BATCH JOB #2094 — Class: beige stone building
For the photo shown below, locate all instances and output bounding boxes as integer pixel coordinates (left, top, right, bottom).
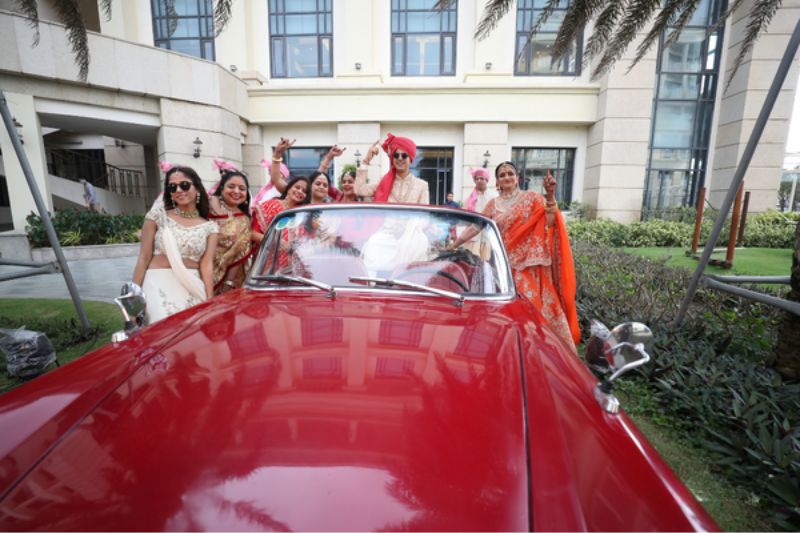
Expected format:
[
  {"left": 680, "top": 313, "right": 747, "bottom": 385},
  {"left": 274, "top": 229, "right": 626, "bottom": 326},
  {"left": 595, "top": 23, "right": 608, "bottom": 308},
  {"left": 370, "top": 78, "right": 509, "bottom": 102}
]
[{"left": 0, "top": 0, "right": 798, "bottom": 257}]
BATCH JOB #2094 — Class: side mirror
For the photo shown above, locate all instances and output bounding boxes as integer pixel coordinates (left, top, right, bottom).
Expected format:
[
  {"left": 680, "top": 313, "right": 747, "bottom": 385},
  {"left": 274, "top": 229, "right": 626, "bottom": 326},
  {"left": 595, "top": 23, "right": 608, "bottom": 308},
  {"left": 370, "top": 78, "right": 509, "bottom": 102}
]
[
  {"left": 111, "top": 282, "right": 146, "bottom": 342},
  {"left": 586, "top": 320, "right": 653, "bottom": 414}
]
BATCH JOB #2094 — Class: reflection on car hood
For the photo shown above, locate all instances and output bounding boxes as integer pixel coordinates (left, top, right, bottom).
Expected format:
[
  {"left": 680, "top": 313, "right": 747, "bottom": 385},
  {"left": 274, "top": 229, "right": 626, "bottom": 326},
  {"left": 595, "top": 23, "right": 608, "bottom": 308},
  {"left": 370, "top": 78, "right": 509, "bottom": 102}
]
[{"left": 0, "top": 291, "right": 533, "bottom": 531}]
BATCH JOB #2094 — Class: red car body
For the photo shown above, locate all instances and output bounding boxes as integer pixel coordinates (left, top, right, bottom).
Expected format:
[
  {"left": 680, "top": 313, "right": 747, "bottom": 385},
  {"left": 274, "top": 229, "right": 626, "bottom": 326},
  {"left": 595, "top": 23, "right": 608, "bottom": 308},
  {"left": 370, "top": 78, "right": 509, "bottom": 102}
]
[{"left": 0, "top": 206, "right": 718, "bottom": 531}]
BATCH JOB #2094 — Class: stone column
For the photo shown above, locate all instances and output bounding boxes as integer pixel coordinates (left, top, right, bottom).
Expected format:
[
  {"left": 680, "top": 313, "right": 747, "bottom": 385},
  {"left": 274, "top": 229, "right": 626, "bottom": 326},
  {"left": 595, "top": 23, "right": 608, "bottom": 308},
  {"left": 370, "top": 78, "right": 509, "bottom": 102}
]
[
  {"left": 708, "top": 0, "right": 800, "bottom": 212},
  {"left": 1, "top": 91, "right": 51, "bottom": 233},
  {"left": 462, "top": 123, "right": 508, "bottom": 202},
  {"left": 584, "top": 50, "right": 657, "bottom": 222}
]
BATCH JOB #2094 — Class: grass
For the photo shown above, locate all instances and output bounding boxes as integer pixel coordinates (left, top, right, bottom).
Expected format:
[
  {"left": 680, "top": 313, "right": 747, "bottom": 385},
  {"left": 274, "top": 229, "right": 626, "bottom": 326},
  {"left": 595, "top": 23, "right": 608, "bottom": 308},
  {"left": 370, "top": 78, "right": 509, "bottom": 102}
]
[
  {"left": 0, "top": 299, "right": 122, "bottom": 394},
  {"left": 617, "top": 385, "right": 774, "bottom": 531},
  {"left": 623, "top": 247, "right": 793, "bottom": 276}
]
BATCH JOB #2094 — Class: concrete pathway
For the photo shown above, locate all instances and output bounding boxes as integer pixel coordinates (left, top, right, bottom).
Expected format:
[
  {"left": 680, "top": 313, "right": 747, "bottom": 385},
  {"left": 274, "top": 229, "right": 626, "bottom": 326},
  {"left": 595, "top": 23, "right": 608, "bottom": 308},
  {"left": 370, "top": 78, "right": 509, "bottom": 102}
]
[{"left": 0, "top": 256, "right": 136, "bottom": 304}]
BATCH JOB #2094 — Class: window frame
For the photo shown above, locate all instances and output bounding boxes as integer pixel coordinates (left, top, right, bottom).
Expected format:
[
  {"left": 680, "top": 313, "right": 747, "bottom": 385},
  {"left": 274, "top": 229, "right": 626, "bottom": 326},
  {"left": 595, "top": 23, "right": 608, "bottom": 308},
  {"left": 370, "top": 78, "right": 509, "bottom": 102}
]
[
  {"left": 391, "top": 0, "right": 458, "bottom": 77},
  {"left": 268, "top": 0, "right": 334, "bottom": 79},
  {"left": 514, "top": 0, "right": 581, "bottom": 77},
  {"left": 511, "top": 147, "right": 575, "bottom": 205},
  {"left": 642, "top": 0, "right": 725, "bottom": 214},
  {"left": 409, "top": 146, "right": 454, "bottom": 205},
  {"left": 151, "top": 0, "right": 216, "bottom": 61}
]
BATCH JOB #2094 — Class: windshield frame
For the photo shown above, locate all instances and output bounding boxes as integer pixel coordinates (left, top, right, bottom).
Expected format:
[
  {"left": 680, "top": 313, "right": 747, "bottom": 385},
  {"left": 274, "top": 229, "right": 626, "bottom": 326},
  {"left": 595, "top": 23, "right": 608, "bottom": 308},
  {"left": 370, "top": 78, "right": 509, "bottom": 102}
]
[{"left": 245, "top": 204, "right": 516, "bottom": 301}]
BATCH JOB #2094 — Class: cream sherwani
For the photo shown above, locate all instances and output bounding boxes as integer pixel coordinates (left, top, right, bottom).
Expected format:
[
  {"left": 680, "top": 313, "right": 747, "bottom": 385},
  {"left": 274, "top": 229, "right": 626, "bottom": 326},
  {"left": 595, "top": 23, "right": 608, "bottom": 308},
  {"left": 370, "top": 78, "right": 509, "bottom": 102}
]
[{"left": 355, "top": 165, "right": 430, "bottom": 204}]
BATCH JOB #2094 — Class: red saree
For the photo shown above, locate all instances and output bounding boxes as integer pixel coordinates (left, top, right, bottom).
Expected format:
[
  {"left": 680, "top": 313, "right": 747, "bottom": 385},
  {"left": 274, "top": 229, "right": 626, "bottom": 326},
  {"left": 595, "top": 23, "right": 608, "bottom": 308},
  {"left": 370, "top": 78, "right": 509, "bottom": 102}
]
[{"left": 488, "top": 192, "right": 580, "bottom": 347}]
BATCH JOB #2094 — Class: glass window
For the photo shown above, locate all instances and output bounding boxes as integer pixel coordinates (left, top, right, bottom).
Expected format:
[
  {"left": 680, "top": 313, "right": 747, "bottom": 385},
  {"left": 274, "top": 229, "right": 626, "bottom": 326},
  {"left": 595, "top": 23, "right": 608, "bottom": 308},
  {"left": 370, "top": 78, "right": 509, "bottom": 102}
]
[
  {"left": 643, "top": 0, "right": 724, "bottom": 214},
  {"left": 269, "top": 1, "right": 333, "bottom": 78},
  {"left": 409, "top": 147, "right": 454, "bottom": 205},
  {"left": 151, "top": 0, "right": 215, "bottom": 60},
  {"left": 283, "top": 147, "right": 331, "bottom": 178},
  {"left": 511, "top": 147, "right": 574, "bottom": 204},
  {"left": 515, "top": 0, "right": 580, "bottom": 76},
  {"left": 392, "top": 1, "right": 457, "bottom": 76}
]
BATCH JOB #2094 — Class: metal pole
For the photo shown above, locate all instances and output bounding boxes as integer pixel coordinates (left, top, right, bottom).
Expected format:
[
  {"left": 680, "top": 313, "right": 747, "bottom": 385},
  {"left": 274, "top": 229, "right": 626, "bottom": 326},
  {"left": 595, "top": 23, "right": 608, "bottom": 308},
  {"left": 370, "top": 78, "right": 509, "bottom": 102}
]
[
  {"left": 0, "top": 89, "right": 91, "bottom": 329},
  {"left": 675, "top": 19, "right": 800, "bottom": 326}
]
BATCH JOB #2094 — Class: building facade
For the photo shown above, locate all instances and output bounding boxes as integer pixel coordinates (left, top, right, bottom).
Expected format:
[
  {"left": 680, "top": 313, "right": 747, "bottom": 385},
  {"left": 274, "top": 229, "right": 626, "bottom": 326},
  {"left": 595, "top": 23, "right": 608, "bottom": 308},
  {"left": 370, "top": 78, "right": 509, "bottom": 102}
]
[{"left": 0, "top": 0, "right": 798, "bottom": 256}]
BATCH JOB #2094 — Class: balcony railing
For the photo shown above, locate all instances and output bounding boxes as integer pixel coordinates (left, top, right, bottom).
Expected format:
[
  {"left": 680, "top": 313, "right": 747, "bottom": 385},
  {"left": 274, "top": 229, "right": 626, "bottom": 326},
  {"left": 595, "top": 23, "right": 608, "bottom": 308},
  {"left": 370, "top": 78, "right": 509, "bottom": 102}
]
[{"left": 47, "top": 149, "right": 146, "bottom": 198}]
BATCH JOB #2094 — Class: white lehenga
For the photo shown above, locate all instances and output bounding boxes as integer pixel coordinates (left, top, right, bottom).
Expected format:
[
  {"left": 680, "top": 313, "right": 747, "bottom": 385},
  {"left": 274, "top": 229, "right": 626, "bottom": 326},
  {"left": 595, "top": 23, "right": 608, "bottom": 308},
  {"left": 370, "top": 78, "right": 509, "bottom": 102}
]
[{"left": 142, "top": 203, "right": 217, "bottom": 324}]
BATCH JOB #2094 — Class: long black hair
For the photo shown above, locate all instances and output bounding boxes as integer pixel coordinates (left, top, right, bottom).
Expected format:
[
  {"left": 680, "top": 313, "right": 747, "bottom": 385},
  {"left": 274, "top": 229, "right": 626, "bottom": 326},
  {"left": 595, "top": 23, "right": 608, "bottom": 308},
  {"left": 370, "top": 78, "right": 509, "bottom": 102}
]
[
  {"left": 279, "top": 175, "right": 311, "bottom": 205},
  {"left": 163, "top": 166, "right": 210, "bottom": 219},
  {"left": 214, "top": 170, "right": 251, "bottom": 215}
]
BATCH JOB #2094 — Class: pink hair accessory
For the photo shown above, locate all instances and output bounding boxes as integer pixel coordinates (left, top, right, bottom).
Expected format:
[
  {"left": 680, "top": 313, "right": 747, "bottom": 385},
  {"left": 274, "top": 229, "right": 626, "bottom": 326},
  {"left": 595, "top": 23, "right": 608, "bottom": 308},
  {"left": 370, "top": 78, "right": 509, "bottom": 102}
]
[
  {"left": 213, "top": 158, "right": 237, "bottom": 171},
  {"left": 159, "top": 161, "right": 174, "bottom": 174},
  {"left": 260, "top": 158, "right": 290, "bottom": 178}
]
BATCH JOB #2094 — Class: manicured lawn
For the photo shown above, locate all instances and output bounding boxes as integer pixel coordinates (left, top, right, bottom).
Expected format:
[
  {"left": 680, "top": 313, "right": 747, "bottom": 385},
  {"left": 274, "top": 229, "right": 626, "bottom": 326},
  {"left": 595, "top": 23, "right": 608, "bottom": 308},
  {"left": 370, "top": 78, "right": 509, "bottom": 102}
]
[
  {"left": 0, "top": 299, "right": 121, "bottom": 394},
  {"left": 623, "top": 246, "right": 793, "bottom": 276}
]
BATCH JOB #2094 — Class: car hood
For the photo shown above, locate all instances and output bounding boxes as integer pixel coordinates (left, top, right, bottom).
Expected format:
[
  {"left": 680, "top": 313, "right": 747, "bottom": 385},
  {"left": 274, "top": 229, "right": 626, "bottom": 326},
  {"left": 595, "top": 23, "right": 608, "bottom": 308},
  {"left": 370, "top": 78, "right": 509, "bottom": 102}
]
[{"left": 0, "top": 291, "right": 531, "bottom": 531}]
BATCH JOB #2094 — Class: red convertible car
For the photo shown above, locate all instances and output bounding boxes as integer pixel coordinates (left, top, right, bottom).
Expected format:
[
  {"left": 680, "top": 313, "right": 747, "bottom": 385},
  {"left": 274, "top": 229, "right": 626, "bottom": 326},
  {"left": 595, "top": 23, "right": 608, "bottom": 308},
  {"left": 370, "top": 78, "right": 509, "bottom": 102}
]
[{"left": 0, "top": 205, "right": 717, "bottom": 531}]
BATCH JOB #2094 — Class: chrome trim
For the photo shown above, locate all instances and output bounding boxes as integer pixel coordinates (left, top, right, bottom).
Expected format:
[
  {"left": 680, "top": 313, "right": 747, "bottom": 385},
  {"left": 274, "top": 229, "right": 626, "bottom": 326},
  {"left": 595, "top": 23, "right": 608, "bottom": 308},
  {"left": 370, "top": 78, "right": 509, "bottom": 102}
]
[
  {"left": 244, "top": 285, "right": 515, "bottom": 301},
  {"left": 594, "top": 385, "right": 620, "bottom": 414},
  {"left": 350, "top": 275, "right": 464, "bottom": 304}
]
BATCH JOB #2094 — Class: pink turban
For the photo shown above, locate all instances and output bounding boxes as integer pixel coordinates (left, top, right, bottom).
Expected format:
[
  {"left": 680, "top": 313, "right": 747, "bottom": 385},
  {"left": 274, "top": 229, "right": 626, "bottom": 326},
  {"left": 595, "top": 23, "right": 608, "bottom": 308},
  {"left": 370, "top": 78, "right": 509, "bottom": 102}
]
[
  {"left": 374, "top": 133, "right": 417, "bottom": 203},
  {"left": 465, "top": 167, "right": 491, "bottom": 211},
  {"left": 213, "top": 158, "right": 238, "bottom": 172}
]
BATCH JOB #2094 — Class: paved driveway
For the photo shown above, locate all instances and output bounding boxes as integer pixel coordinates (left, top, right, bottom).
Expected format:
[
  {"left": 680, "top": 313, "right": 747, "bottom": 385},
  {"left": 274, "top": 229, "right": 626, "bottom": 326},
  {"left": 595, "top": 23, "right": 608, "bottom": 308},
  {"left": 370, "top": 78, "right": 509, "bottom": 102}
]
[{"left": 0, "top": 257, "right": 136, "bottom": 303}]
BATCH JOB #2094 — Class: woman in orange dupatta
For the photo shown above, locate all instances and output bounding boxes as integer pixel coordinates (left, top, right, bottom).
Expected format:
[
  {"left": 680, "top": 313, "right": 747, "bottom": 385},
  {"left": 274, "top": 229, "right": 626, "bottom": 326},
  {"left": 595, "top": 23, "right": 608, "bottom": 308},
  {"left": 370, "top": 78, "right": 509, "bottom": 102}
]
[{"left": 486, "top": 161, "right": 579, "bottom": 348}]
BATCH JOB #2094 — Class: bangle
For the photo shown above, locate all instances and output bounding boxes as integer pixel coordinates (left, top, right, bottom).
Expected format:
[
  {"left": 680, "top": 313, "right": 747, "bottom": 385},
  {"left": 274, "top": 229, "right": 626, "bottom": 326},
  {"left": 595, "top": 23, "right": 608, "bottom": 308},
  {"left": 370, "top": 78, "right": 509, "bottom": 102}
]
[
  {"left": 224, "top": 280, "right": 236, "bottom": 288},
  {"left": 272, "top": 156, "right": 283, "bottom": 163}
]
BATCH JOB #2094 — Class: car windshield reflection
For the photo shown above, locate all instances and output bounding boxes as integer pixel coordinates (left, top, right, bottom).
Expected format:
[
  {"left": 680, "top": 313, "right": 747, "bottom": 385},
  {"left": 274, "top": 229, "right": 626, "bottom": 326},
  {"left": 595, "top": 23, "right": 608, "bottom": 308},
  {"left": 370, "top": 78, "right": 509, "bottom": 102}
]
[{"left": 248, "top": 206, "right": 513, "bottom": 297}]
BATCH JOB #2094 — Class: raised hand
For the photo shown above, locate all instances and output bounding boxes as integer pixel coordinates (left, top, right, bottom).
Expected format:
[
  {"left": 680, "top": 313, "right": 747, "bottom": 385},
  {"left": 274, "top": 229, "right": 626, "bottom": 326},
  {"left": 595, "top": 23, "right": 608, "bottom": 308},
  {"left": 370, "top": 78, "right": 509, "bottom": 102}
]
[
  {"left": 544, "top": 172, "right": 557, "bottom": 202},
  {"left": 326, "top": 144, "right": 346, "bottom": 159},
  {"left": 363, "top": 140, "right": 380, "bottom": 165},
  {"left": 274, "top": 137, "right": 296, "bottom": 158}
]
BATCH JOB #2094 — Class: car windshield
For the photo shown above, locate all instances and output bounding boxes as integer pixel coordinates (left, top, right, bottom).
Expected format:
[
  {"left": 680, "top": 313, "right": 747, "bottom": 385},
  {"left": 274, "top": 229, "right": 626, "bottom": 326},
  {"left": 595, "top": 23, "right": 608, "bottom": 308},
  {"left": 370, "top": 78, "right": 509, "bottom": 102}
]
[{"left": 248, "top": 206, "right": 513, "bottom": 297}]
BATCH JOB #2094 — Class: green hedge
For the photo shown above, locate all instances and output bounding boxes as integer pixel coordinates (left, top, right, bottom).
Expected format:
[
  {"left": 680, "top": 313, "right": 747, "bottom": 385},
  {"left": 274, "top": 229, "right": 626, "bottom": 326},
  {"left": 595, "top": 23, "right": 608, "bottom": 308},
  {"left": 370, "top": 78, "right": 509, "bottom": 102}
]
[
  {"left": 26, "top": 209, "right": 144, "bottom": 248},
  {"left": 574, "top": 241, "right": 799, "bottom": 530},
  {"left": 567, "top": 210, "right": 798, "bottom": 248}
]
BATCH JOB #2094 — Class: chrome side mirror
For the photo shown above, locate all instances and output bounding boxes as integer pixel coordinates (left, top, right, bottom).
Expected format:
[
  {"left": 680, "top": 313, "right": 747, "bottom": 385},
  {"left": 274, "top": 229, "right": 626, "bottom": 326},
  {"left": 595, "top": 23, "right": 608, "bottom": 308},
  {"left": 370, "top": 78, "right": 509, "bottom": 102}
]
[
  {"left": 111, "top": 282, "right": 146, "bottom": 342},
  {"left": 586, "top": 320, "right": 653, "bottom": 414}
]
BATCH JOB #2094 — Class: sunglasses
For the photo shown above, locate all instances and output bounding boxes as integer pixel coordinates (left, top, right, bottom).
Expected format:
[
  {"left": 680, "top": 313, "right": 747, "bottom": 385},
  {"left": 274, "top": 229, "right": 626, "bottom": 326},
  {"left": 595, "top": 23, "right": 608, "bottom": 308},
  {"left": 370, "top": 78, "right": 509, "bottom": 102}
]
[
  {"left": 167, "top": 181, "right": 193, "bottom": 193},
  {"left": 393, "top": 152, "right": 409, "bottom": 160}
]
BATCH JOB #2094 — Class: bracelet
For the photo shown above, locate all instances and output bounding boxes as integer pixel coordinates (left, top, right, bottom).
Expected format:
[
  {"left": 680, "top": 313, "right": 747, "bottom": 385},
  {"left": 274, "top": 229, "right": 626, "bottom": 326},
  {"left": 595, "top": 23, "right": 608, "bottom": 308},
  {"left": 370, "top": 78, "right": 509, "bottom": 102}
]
[
  {"left": 272, "top": 156, "right": 283, "bottom": 163},
  {"left": 224, "top": 280, "right": 236, "bottom": 288}
]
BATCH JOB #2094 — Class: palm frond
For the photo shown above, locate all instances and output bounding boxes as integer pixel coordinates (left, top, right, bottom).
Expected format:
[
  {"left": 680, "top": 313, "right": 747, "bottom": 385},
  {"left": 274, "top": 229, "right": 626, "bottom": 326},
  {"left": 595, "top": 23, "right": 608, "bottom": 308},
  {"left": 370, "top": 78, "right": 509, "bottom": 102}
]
[
  {"left": 213, "top": 0, "right": 234, "bottom": 36},
  {"left": 726, "top": 0, "right": 781, "bottom": 89},
  {"left": 583, "top": 0, "right": 626, "bottom": 61},
  {"left": 100, "top": 0, "right": 113, "bottom": 22},
  {"left": 15, "top": 0, "right": 40, "bottom": 46},
  {"left": 52, "top": 0, "right": 90, "bottom": 81},
  {"left": 475, "top": 0, "right": 515, "bottom": 40},
  {"left": 592, "top": 0, "right": 661, "bottom": 78},
  {"left": 165, "top": 0, "right": 178, "bottom": 37},
  {"left": 434, "top": 0, "right": 457, "bottom": 9},
  {"left": 628, "top": 0, "right": 696, "bottom": 71},
  {"left": 552, "top": 0, "right": 606, "bottom": 63},
  {"left": 514, "top": 0, "right": 566, "bottom": 65}
]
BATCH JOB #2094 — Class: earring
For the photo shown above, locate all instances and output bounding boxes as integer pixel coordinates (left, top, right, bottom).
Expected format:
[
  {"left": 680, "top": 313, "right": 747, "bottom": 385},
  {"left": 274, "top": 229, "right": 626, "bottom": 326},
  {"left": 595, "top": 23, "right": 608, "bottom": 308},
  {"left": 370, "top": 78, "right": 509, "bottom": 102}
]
[{"left": 196, "top": 193, "right": 200, "bottom": 205}]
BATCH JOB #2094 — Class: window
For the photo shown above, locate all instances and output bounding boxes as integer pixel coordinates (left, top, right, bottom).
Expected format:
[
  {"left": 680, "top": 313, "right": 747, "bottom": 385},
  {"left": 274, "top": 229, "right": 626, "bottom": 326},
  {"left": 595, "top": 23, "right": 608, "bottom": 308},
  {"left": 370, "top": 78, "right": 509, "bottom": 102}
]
[
  {"left": 391, "top": 0, "right": 457, "bottom": 76},
  {"left": 643, "top": 0, "right": 724, "bottom": 214},
  {"left": 515, "top": 0, "right": 580, "bottom": 76},
  {"left": 379, "top": 320, "right": 423, "bottom": 348},
  {"left": 151, "top": 0, "right": 215, "bottom": 60},
  {"left": 283, "top": 147, "right": 331, "bottom": 178},
  {"left": 269, "top": 0, "right": 332, "bottom": 78},
  {"left": 301, "top": 317, "right": 343, "bottom": 346},
  {"left": 512, "top": 147, "right": 574, "bottom": 204},
  {"left": 410, "top": 147, "right": 454, "bottom": 205}
]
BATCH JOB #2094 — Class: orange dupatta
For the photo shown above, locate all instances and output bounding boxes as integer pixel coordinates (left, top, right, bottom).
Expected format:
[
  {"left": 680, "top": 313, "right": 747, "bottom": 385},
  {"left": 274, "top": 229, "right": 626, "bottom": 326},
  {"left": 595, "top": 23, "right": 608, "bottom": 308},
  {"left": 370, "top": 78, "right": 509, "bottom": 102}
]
[{"left": 504, "top": 203, "right": 580, "bottom": 345}]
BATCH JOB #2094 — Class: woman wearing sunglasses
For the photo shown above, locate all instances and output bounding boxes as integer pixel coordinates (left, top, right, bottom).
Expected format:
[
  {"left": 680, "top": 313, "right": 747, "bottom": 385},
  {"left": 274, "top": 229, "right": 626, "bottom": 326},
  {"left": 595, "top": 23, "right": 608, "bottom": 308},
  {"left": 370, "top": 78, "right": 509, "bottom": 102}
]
[
  {"left": 133, "top": 166, "right": 218, "bottom": 324},
  {"left": 354, "top": 134, "right": 429, "bottom": 204}
]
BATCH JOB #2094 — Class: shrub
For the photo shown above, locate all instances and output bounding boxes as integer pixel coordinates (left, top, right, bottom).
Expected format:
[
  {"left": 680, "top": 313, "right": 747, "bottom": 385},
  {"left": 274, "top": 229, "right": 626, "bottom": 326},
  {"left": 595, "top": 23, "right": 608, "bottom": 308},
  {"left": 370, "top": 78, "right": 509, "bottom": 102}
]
[
  {"left": 573, "top": 240, "right": 799, "bottom": 530},
  {"left": 567, "top": 209, "right": 796, "bottom": 249},
  {"left": 25, "top": 209, "right": 144, "bottom": 248}
]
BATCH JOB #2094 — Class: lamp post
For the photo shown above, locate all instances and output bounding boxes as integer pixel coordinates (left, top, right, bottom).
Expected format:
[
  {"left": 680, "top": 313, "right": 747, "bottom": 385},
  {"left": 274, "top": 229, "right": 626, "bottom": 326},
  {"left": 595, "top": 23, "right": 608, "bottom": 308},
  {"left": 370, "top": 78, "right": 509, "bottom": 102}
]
[{"left": 193, "top": 137, "right": 203, "bottom": 158}]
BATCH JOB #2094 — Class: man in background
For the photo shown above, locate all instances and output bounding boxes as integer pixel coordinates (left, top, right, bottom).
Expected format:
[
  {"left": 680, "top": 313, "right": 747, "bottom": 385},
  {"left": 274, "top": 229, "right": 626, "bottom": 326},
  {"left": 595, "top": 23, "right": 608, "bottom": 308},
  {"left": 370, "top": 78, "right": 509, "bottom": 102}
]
[{"left": 79, "top": 178, "right": 100, "bottom": 212}]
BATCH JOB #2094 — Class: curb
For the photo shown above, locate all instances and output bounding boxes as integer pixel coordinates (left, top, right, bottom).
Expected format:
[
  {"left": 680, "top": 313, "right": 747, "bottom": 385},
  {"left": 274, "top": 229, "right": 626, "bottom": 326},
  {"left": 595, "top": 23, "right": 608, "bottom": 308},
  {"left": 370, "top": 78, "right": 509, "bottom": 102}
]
[{"left": 31, "top": 243, "right": 140, "bottom": 262}]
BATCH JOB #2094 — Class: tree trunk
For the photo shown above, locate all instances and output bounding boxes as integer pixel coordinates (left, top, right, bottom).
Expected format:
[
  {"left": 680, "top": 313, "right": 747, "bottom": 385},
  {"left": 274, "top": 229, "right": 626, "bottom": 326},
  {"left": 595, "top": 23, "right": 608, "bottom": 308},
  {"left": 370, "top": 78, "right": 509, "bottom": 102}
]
[{"left": 774, "top": 222, "right": 800, "bottom": 379}]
